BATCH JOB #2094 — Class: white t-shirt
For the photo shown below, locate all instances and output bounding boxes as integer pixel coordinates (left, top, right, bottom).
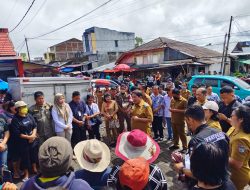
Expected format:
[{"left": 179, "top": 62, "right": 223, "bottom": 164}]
[{"left": 164, "top": 95, "right": 172, "bottom": 118}]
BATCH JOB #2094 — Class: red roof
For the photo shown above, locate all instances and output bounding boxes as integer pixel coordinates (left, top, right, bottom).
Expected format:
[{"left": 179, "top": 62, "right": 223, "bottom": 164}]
[{"left": 0, "top": 28, "right": 16, "bottom": 56}]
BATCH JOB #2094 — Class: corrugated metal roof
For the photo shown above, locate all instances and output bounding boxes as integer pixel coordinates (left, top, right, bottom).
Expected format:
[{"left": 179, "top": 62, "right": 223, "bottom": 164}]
[
  {"left": 0, "top": 28, "right": 16, "bottom": 56},
  {"left": 128, "top": 37, "right": 221, "bottom": 58}
]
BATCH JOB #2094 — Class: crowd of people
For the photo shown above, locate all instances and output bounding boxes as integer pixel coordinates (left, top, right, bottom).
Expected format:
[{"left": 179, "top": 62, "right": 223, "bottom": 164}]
[{"left": 0, "top": 75, "right": 249, "bottom": 190}]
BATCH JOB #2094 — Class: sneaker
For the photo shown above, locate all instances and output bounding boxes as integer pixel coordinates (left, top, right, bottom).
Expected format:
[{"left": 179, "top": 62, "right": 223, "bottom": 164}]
[
  {"left": 158, "top": 138, "right": 163, "bottom": 142},
  {"left": 167, "top": 137, "right": 173, "bottom": 141},
  {"left": 169, "top": 145, "right": 179, "bottom": 150}
]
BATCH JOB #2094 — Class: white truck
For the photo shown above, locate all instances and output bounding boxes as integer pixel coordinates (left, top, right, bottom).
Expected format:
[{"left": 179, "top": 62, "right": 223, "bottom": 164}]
[{"left": 8, "top": 77, "right": 91, "bottom": 105}]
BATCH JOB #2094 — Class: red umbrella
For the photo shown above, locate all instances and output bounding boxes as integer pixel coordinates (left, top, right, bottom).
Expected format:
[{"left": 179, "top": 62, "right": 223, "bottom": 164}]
[
  {"left": 95, "top": 79, "right": 111, "bottom": 86},
  {"left": 104, "top": 69, "right": 117, "bottom": 73},
  {"left": 114, "top": 64, "right": 130, "bottom": 71}
]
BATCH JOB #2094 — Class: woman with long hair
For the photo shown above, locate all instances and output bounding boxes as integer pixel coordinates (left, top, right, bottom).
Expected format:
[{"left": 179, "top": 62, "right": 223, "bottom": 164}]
[
  {"left": 227, "top": 106, "right": 250, "bottom": 190},
  {"left": 101, "top": 93, "right": 118, "bottom": 145},
  {"left": 52, "top": 93, "right": 73, "bottom": 142}
]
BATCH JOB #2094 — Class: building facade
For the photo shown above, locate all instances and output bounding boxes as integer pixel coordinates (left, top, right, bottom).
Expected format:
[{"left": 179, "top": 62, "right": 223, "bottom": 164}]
[
  {"left": 83, "top": 27, "right": 135, "bottom": 66},
  {"left": 44, "top": 38, "right": 84, "bottom": 63},
  {"left": 116, "top": 37, "right": 225, "bottom": 80}
]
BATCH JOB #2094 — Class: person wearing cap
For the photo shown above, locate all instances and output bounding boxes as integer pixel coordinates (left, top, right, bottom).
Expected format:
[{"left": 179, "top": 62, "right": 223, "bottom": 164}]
[
  {"left": 115, "top": 84, "right": 132, "bottom": 133},
  {"left": 227, "top": 106, "right": 250, "bottom": 190},
  {"left": 74, "top": 139, "right": 112, "bottom": 189},
  {"left": 151, "top": 85, "right": 165, "bottom": 141},
  {"left": 29, "top": 91, "right": 55, "bottom": 146},
  {"left": 52, "top": 93, "right": 73, "bottom": 142},
  {"left": 173, "top": 105, "right": 229, "bottom": 188},
  {"left": 130, "top": 90, "right": 153, "bottom": 135},
  {"left": 202, "top": 101, "right": 222, "bottom": 131},
  {"left": 10, "top": 101, "right": 38, "bottom": 181},
  {"left": 218, "top": 86, "right": 242, "bottom": 133},
  {"left": 169, "top": 88, "right": 188, "bottom": 151},
  {"left": 107, "top": 157, "right": 168, "bottom": 190},
  {"left": 195, "top": 87, "right": 208, "bottom": 106},
  {"left": 21, "top": 137, "right": 93, "bottom": 190}
]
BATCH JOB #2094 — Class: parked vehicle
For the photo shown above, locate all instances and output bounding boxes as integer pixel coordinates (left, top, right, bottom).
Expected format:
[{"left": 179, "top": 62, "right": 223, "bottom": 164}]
[
  {"left": 8, "top": 77, "right": 91, "bottom": 105},
  {"left": 188, "top": 75, "right": 250, "bottom": 99}
]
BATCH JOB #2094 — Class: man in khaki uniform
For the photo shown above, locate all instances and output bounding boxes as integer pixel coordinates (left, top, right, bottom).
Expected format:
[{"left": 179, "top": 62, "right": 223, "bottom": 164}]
[
  {"left": 29, "top": 91, "right": 55, "bottom": 145},
  {"left": 130, "top": 90, "right": 153, "bottom": 135},
  {"left": 169, "top": 88, "right": 188, "bottom": 152}
]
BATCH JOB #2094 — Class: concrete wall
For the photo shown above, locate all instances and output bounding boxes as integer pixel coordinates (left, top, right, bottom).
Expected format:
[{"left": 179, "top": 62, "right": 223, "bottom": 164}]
[{"left": 83, "top": 27, "right": 135, "bottom": 54}]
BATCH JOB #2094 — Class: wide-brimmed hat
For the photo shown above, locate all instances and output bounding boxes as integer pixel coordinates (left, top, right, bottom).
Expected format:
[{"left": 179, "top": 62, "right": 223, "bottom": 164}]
[
  {"left": 202, "top": 101, "right": 219, "bottom": 112},
  {"left": 74, "top": 139, "right": 110, "bottom": 172},
  {"left": 115, "top": 129, "right": 160, "bottom": 163},
  {"left": 119, "top": 157, "right": 150, "bottom": 190},
  {"left": 15, "top": 101, "right": 27, "bottom": 108}
]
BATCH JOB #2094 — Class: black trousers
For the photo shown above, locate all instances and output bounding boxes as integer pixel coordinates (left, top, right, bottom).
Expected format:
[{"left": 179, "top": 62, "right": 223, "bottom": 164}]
[
  {"left": 152, "top": 116, "right": 163, "bottom": 138},
  {"left": 71, "top": 126, "right": 87, "bottom": 148},
  {"left": 88, "top": 124, "right": 101, "bottom": 140},
  {"left": 19, "top": 142, "right": 38, "bottom": 169}
]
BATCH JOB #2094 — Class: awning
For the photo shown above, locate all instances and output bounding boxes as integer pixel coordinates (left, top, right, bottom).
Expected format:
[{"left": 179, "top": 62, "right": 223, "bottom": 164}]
[{"left": 87, "top": 62, "right": 116, "bottom": 73}]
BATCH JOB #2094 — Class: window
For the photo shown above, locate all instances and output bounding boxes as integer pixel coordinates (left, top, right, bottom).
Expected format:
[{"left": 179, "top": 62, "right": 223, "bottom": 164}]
[
  {"left": 204, "top": 79, "right": 218, "bottom": 87},
  {"left": 115, "top": 40, "right": 118, "bottom": 47},
  {"left": 193, "top": 78, "right": 203, "bottom": 86},
  {"left": 221, "top": 80, "right": 239, "bottom": 90}
]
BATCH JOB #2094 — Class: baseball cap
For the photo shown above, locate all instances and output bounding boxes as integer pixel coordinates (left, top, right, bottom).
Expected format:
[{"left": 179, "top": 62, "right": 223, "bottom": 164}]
[{"left": 202, "top": 101, "right": 219, "bottom": 112}]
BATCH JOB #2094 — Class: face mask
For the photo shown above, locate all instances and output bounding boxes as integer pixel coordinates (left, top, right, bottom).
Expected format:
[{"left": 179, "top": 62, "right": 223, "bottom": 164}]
[{"left": 20, "top": 107, "right": 28, "bottom": 115}]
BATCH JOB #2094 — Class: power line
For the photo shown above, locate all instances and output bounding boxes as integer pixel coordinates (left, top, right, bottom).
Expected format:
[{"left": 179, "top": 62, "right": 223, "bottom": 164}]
[
  {"left": 16, "top": 0, "right": 48, "bottom": 33},
  {"left": 29, "top": 0, "right": 114, "bottom": 39},
  {"left": 10, "top": 0, "right": 36, "bottom": 32}
]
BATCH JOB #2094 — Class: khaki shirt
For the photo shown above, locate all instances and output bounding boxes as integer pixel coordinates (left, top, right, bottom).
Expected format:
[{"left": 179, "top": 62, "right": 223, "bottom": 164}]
[
  {"left": 207, "top": 119, "right": 222, "bottom": 131},
  {"left": 180, "top": 89, "right": 191, "bottom": 100},
  {"left": 131, "top": 100, "right": 153, "bottom": 135},
  {"left": 29, "top": 103, "right": 55, "bottom": 139},
  {"left": 227, "top": 127, "right": 250, "bottom": 190},
  {"left": 170, "top": 96, "right": 187, "bottom": 125},
  {"left": 142, "top": 93, "right": 152, "bottom": 107}
]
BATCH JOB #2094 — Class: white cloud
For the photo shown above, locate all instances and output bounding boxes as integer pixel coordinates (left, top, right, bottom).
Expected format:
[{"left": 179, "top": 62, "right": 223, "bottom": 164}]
[{"left": 1, "top": 0, "right": 250, "bottom": 58}]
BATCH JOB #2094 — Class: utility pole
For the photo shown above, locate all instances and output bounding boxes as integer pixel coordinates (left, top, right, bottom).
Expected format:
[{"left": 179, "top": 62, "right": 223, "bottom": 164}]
[
  {"left": 25, "top": 36, "right": 30, "bottom": 61},
  {"left": 220, "top": 33, "right": 227, "bottom": 73},
  {"left": 222, "top": 16, "right": 233, "bottom": 75}
]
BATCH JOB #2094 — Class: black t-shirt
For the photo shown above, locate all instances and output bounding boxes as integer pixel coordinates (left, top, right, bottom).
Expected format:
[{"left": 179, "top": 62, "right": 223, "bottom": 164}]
[
  {"left": 191, "top": 179, "right": 236, "bottom": 190},
  {"left": 187, "top": 96, "right": 197, "bottom": 107},
  {"left": 188, "top": 124, "right": 229, "bottom": 155},
  {"left": 218, "top": 99, "right": 241, "bottom": 133}
]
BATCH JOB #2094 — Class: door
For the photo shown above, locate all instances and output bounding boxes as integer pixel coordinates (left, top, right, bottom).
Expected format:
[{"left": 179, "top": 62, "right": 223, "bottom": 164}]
[{"left": 219, "top": 79, "right": 240, "bottom": 97}]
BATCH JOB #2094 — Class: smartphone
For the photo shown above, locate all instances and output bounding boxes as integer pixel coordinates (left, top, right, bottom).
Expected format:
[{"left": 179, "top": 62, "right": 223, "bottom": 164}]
[{"left": 2, "top": 169, "right": 13, "bottom": 183}]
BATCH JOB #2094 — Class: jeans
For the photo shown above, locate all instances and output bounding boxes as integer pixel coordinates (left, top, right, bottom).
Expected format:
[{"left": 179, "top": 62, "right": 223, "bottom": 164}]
[
  {"left": 152, "top": 116, "right": 163, "bottom": 138},
  {"left": 0, "top": 149, "right": 7, "bottom": 169},
  {"left": 165, "top": 117, "right": 173, "bottom": 139}
]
